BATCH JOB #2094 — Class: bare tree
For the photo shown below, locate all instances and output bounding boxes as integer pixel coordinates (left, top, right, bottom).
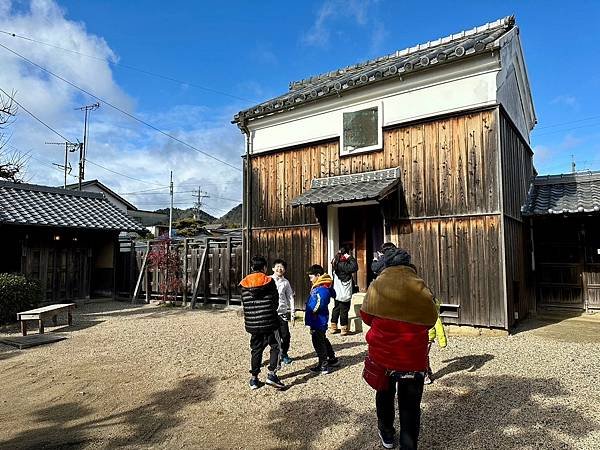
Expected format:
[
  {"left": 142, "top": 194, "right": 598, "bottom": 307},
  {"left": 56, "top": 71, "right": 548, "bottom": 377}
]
[{"left": 0, "top": 90, "right": 27, "bottom": 182}]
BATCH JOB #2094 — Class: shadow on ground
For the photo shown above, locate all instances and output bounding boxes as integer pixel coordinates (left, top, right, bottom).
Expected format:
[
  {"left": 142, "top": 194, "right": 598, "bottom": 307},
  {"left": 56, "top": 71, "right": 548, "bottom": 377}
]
[
  {"left": 0, "top": 375, "right": 218, "bottom": 450},
  {"left": 333, "top": 374, "right": 598, "bottom": 450},
  {"left": 433, "top": 353, "right": 494, "bottom": 380}
]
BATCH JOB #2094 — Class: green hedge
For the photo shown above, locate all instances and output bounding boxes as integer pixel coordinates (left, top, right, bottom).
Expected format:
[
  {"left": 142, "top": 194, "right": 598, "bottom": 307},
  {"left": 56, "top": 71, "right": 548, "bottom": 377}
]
[{"left": 0, "top": 273, "right": 42, "bottom": 324}]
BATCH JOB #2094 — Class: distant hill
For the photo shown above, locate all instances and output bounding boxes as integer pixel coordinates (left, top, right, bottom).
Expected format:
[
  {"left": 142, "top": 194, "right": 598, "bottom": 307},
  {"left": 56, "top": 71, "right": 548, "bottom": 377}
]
[
  {"left": 219, "top": 203, "right": 242, "bottom": 228},
  {"left": 154, "top": 207, "right": 216, "bottom": 223}
]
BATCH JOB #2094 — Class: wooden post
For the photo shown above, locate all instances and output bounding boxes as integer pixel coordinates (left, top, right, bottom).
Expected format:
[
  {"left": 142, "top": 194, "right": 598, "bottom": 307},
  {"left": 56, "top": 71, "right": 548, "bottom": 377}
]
[
  {"left": 191, "top": 243, "right": 209, "bottom": 309},
  {"left": 112, "top": 235, "right": 119, "bottom": 301},
  {"left": 225, "top": 237, "right": 232, "bottom": 307},
  {"left": 20, "top": 320, "right": 27, "bottom": 336},
  {"left": 203, "top": 239, "right": 211, "bottom": 306},
  {"left": 183, "top": 239, "right": 189, "bottom": 306},
  {"left": 132, "top": 247, "right": 150, "bottom": 304},
  {"left": 68, "top": 308, "right": 73, "bottom": 326},
  {"left": 38, "top": 319, "right": 44, "bottom": 334},
  {"left": 145, "top": 241, "right": 151, "bottom": 304},
  {"left": 129, "top": 240, "right": 136, "bottom": 298}
]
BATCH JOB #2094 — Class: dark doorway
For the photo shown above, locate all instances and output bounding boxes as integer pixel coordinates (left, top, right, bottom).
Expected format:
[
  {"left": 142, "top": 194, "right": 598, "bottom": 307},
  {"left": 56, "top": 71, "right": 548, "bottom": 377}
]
[{"left": 338, "top": 204, "right": 384, "bottom": 292}]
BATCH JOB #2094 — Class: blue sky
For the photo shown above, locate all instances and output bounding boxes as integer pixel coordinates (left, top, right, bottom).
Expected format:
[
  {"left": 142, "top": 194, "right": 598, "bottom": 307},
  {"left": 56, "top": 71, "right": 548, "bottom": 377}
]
[{"left": 1, "top": 0, "right": 599, "bottom": 215}]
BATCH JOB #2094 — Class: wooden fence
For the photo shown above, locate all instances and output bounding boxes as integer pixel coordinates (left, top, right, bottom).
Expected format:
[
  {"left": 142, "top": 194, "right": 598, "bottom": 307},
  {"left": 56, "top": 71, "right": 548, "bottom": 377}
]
[{"left": 118, "top": 237, "right": 243, "bottom": 306}]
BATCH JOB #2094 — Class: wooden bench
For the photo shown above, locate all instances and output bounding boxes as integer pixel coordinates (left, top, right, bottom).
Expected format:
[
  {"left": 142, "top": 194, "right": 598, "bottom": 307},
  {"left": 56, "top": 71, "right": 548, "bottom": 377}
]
[{"left": 17, "top": 303, "right": 77, "bottom": 336}]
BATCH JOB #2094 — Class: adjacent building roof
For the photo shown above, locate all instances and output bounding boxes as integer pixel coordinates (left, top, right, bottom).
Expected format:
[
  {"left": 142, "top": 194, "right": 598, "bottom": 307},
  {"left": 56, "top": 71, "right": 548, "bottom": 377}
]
[
  {"left": 0, "top": 181, "right": 146, "bottom": 232},
  {"left": 234, "top": 16, "right": 515, "bottom": 124},
  {"left": 65, "top": 179, "right": 137, "bottom": 211},
  {"left": 290, "top": 167, "right": 400, "bottom": 207},
  {"left": 522, "top": 171, "right": 600, "bottom": 216}
]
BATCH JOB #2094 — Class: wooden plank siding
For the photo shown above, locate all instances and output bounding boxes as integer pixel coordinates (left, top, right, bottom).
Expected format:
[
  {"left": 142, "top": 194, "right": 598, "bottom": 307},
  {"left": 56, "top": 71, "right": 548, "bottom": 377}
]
[
  {"left": 498, "top": 109, "right": 536, "bottom": 326},
  {"left": 248, "top": 107, "right": 516, "bottom": 327},
  {"left": 392, "top": 216, "right": 503, "bottom": 327}
]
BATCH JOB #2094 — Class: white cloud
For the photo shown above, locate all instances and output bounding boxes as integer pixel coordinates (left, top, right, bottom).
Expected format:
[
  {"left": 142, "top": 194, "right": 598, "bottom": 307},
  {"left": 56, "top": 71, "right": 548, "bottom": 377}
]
[
  {"left": 0, "top": 0, "right": 242, "bottom": 218},
  {"left": 560, "top": 133, "right": 584, "bottom": 150},
  {"left": 550, "top": 95, "right": 579, "bottom": 110},
  {"left": 302, "top": 0, "right": 384, "bottom": 49}
]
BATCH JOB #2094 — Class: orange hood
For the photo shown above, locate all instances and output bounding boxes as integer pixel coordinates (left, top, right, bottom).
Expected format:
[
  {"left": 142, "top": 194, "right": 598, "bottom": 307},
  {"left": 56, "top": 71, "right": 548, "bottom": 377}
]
[{"left": 240, "top": 272, "right": 272, "bottom": 289}]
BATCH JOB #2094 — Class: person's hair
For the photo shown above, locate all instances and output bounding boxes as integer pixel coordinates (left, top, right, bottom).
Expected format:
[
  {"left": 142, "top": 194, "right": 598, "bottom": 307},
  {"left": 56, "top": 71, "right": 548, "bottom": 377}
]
[
  {"left": 251, "top": 256, "right": 268, "bottom": 272},
  {"left": 380, "top": 242, "right": 397, "bottom": 253},
  {"left": 307, "top": 264, "right": 325, "bottom": 276},
  {"left": 272, "top": 258, "right": 287, "bottom": 269},
  {"left": 338, "top": 244, "right": 353, "bottom": 254}
]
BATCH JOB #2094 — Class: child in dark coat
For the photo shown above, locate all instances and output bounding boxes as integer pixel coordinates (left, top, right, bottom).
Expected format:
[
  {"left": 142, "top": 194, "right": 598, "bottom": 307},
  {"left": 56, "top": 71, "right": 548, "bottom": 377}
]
[{"left": 240, "top": 256, "right": 285, "bottom": 390}]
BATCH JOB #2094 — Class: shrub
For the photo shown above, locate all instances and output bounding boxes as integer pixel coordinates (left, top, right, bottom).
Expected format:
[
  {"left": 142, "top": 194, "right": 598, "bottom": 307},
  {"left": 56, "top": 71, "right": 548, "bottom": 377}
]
[
  {"left": 0, "top": 273, "right": 42, "bottom": 324},
  {"left": 148, "top": 238, "right": 183, "bottom": 303}
]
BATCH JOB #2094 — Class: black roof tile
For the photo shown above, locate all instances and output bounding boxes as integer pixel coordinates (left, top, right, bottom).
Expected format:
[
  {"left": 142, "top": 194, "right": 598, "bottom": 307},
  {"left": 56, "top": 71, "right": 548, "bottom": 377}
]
[
  {"left": 522, "top": 171, "right": 600, "bottom": 216},
  {"left": 0, "top": 181, "right": 146, "bottom": 232},
  {"left": 290, "top": 167, "right": 400, "bottom": 207},
  {"left": 233, "top": 16, "right": 515, "bottom": 124}
]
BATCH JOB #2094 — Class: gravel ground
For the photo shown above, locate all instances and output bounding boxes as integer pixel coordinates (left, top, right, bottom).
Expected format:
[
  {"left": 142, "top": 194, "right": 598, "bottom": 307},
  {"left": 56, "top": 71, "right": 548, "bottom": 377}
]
[{"left": 1, "top": 300, "right": 599, "bottom": 450}]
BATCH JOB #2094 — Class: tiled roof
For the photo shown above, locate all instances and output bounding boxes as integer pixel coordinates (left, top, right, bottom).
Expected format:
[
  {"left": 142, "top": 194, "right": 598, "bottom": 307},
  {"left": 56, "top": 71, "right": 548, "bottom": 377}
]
[
  {"left": 290, "top": 167, "right": 400, "bottom": 207},
  {"left": 234, "top": 16, "right": 515, "bottom": 124},
  {"left": 522, "top": 171, "right": 600, "bottom": 216},
  {"left": 0, "top": 181, "right": 146, "bottom": 232}
]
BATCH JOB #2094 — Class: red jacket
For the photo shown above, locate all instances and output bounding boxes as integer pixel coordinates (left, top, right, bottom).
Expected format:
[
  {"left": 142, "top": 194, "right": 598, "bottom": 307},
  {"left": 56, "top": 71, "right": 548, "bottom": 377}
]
[{"left": 361, "top": 311, "right": 430, "bottom": 372}]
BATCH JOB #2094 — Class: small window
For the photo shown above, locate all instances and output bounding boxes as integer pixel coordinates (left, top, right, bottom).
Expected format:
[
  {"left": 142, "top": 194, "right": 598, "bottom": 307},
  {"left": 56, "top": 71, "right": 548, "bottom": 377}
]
[{"left": 340, "top": 102, "right": 382, "bottom": 155}]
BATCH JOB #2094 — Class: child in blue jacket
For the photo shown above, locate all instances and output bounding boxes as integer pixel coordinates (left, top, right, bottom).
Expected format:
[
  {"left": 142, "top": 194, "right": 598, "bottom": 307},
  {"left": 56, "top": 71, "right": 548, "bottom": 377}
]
[{"left": 305, "top": 264, "right": 339, "bottom": 374}]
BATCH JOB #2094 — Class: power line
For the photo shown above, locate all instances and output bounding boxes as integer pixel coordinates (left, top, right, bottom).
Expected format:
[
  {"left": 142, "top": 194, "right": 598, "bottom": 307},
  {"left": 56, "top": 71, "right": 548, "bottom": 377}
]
[
  {"left": 0, "top": 42, "right": 242, "bottom": 172},
  {"left": 0, "top": 29, "right": 255, "bottom": 103},
  {"left": 0, "top": 87, "right": 166, "bottom": 187},
  {"left": 85, "top": 159, "right": 164, "bottom": 186},
  {"left": 0, "top": 86, "right": 73, "bottom": 142}
]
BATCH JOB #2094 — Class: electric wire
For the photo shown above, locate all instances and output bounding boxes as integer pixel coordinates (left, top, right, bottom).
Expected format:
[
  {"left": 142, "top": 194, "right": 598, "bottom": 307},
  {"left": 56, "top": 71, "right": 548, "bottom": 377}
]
[
  {"left": 0, "top": 29, "right": 255, "bottom": 103},
  {"left": 0, "top": 86, "right": 73, "bottom": 143},
  {"left": 0, "top": 42, "right": 242, "bottom": 172}
]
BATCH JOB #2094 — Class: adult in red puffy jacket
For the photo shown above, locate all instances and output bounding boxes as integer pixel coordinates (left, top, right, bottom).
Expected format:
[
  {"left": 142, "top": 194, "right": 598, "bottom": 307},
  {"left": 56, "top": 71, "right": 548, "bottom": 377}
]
[{"left": 360, "top": 247, "right": 438, "bottom": 450}]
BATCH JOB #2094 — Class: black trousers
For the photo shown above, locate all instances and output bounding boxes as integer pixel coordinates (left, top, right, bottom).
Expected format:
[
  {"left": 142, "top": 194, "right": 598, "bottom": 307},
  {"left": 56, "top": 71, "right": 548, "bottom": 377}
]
[
  {"left": 249, "top": 331, "right": 281, "bottom": 376},
  {"left": 375, "top": 373, "right": 425, "bottom": 450},
  {"left": 331, "top": 300, "right": 351, "bottom": 326},
  {"left": 310, "top": 329, "right": 335, "bottom": 366},
  {"left": 278, "top": 316, "right": 291, "bottom": 356}
]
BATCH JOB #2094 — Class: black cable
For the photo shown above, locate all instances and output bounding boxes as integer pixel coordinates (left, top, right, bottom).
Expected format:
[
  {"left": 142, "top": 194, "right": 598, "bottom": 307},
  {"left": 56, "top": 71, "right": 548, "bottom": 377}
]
[
  {"left": 0, "top": 86, "right": 73, "bottom": 143},
  {"left": 85, "top": 159, "right": 165, "bottom": 186},
  {"left": 0, "top": 42, "right": 243, "bottom": 172},
  {"left": 0, "top": 29, "right": 255, "bottom": 103}
]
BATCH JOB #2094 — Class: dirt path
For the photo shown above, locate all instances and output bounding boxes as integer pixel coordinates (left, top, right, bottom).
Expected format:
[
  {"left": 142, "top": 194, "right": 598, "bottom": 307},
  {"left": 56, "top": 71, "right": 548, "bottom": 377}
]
[{"left": 1, "top": 301, "right": 599, "bottom": 449}]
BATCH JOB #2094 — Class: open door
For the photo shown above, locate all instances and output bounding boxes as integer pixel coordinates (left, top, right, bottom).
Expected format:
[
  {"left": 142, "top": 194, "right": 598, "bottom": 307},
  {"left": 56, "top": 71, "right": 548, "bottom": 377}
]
[{"left": 337, "top": 204, "right": 384, "bottom": 292}]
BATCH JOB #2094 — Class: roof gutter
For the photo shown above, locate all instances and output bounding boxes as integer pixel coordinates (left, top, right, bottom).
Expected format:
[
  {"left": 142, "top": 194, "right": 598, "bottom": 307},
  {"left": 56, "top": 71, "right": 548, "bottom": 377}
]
[{"left": 238, "top": 119, "right": 252, "bottom": 276}]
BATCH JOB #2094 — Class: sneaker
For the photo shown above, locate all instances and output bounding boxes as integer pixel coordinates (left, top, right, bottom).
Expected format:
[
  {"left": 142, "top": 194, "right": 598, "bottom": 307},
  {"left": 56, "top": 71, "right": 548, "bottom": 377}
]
[
  {"left": 327, "top": 357, "right": 340, "bottom": 367},
  {"left": 309, "top": 365, "right": 330, "bottom": 375},
  {"left": 378, "top": 429, "right": 395, "bottom": 449},
  {"left": 281, "top": 355, "right": 293, "bottom": 365},
  {"left": 266, "top": 372, "right": 285, "bottom": 389},
  {"left": 249, "top": 377, "right": 259, "bottom": 390}
]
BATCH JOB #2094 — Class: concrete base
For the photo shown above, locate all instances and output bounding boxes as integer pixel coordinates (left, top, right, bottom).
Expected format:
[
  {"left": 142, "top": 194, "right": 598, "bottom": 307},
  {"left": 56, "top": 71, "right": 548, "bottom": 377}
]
[
  {"left": 326, "top": 293, "right": 368, "bottom": 334},
  {"left": 445, "top": 325, "right": 508, "bottom": 337}
]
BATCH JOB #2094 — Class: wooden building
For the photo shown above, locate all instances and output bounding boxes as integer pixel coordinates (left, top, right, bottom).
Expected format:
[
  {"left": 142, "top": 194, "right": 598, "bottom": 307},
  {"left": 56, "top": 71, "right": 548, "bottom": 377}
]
[
  {"left": 233, "top": 16, "right": 537, "bottom": 329},
  {"left": 0, "top": 181, "right": 145, "bottom": 301},
  {"left": 522, "top": 171, "right": 600, "bottom": 312}
]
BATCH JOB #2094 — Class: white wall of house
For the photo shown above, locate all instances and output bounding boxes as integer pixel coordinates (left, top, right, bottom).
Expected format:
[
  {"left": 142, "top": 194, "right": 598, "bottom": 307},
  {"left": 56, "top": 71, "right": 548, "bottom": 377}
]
[
  {"left": 79, "top": 184, "right": 129, "bottom": 212},
  {"left": 245, "top": 31, "right": 535, "bottom": 154}
]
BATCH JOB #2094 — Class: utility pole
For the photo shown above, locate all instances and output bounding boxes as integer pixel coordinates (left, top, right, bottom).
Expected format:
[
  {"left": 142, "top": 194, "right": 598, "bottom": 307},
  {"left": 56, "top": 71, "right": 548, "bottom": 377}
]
[
  {"left": 571, "top": 154, "right": 576, "bottom": 173},
  {"left": 45, "top": 141, "right": 79, "bottom": 188},
  {"left": 75, "top": 102, "right": 100, "bottom": 189},
  {"left": 194, "top": 186, "right": 209, "bottom": 220},
  {"left": 169, "top": 171, "right": 174, "bottom": 239}
]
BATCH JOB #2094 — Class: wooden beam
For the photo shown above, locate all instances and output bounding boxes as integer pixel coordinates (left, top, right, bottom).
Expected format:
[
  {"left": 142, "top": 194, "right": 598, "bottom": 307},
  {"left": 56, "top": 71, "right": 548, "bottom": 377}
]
[
  {"left": 190, "top": 243, "right": 209, "bottom": 309},
  {"left": 131, "top": 248, "right": 149, "bottom": 304}
]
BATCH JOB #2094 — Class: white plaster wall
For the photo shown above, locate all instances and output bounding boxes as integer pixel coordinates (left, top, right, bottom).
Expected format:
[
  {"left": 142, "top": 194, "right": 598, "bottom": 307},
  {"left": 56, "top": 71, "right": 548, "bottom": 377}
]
[
  {"left": 80, "top": 185, "right": 129, "bottom": 212},
  {"left": 248, "top": 54, "right": 501, "bottom": 154}
]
